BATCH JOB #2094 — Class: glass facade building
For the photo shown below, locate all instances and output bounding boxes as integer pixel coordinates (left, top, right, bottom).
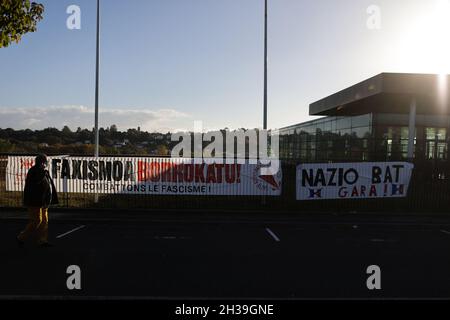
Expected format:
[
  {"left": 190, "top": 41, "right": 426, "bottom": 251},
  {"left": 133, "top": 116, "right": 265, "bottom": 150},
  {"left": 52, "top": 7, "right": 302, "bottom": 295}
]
[
  {"left": 280, "top": 113, "right": 449, "bottom": 163},
  {"left": 279, "top": 73, "right": 450, "bottom": 164}
]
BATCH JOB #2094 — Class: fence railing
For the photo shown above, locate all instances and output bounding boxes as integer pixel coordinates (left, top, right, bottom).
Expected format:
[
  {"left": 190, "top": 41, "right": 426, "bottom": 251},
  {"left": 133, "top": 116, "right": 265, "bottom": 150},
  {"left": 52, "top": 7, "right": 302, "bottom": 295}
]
[{"left": 1, "top": 153, "right": 450, "bottom": 213}]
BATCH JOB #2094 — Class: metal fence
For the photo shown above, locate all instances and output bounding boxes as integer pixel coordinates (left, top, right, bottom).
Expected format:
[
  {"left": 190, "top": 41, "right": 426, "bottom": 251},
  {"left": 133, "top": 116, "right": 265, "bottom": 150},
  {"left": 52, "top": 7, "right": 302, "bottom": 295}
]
[{"left": 1, "top": 153, "right": 450, "bottom": 213}]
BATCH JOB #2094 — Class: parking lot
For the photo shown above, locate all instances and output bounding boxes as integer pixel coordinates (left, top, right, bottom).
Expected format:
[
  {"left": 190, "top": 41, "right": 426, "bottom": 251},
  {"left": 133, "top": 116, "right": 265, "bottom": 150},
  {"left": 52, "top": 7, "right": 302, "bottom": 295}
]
[{"left": 1, "top": 211, "right": 450, "bottom": 299}]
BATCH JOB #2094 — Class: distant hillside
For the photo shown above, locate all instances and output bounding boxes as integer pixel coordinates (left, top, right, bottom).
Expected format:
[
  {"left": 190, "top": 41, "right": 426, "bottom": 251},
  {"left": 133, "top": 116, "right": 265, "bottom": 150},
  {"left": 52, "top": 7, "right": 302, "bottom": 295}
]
[{"left": 0, "top": 125, "right": 171, "bottom": 155}]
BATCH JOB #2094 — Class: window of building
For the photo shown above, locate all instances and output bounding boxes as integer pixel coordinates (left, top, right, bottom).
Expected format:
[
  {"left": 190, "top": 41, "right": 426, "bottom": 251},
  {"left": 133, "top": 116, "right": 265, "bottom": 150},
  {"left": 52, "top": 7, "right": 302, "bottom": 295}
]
[
  {"left": 336, "top": 118, "right": 351, "bottom": 130},
  {"left": 351, "top": 114, "right": 371, "bottom": 128},
  {"left": 425, "top": 127, "right": 447, "bottom": 160}
]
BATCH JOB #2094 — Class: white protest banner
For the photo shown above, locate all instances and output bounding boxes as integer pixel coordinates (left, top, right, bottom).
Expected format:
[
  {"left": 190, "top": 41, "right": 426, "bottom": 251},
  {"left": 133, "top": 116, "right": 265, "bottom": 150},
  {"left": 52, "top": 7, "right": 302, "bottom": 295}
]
[
  {"left": 6, "top": 156, "right": 282, "bottom": 196},
  {"left": 296, "top": 162, "right": 413, "bottom": 200}
]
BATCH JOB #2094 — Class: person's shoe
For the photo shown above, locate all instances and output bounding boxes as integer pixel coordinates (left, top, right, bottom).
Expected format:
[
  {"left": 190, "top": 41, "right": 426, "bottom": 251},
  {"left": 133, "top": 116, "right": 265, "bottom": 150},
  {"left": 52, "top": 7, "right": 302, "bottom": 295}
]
[
  {"left": 38, "top": 242, "right": 54, "bottom": 248},
  {"left": 16, "top": 237, "right": 24, "bottom": 248}
]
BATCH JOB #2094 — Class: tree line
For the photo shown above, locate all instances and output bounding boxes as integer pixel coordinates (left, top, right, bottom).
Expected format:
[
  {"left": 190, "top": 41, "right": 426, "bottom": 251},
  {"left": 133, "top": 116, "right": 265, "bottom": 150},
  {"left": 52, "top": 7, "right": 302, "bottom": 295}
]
[{"left": 0, "top": 125, "right": 171, "bottom": 156}]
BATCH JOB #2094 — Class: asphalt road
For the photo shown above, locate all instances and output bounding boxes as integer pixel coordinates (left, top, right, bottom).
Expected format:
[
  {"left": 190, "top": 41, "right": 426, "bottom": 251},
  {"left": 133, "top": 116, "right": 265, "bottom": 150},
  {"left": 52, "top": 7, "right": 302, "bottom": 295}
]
[{"left": 1, "top": 211, "right": 450, "bottom": 299}]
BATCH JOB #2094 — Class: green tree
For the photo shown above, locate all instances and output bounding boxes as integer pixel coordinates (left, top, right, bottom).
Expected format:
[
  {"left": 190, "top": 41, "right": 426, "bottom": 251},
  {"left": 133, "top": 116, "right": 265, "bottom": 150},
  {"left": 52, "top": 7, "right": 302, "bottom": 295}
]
[
  {"left": 110, "top": 124, "right": 118, "bottom": 132},
  {"left": 0, "top": 0, "right": 44, "bottom": 48},
  {"left": 0, "top": 138, "right": 14, "bottom": 152},
  {"left": 62, "top": 125, "right": 72, "bottom": 134},
  {"left": 156, "top": 144, "right": 169, "bottom": 156}
]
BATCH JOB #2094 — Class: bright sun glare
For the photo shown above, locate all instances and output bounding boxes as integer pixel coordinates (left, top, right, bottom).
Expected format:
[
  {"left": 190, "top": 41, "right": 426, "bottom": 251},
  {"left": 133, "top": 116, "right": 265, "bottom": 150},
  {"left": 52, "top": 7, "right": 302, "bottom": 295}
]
[{"left": 395, "top": 0, "right": 450, "bottom": 75}]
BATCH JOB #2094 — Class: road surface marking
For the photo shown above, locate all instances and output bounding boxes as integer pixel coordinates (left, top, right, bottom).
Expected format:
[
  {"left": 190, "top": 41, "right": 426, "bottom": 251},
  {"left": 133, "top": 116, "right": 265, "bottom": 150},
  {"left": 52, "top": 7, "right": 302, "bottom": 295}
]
[
  {"left": 265, "top": 228, "right": 280, "bottom": 242},
  {"left": 154, "top": 236, "right": 177, "bottom": 240},
  {"left": 56, "top": 225, "right": 86, "bottom": 239},
  {"left": 440, "top": 229, "right": 450, "bottom": 235},
  {"left": 370, "top": 239, "right": 385, "bottom": 242}
]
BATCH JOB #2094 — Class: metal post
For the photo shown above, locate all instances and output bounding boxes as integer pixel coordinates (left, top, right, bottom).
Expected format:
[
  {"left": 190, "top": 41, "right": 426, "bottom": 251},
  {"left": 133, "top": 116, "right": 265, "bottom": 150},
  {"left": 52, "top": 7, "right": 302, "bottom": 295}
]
[
  {"left": 407, "top": 98, "right": 416, "bottom": 161},
  {"left": 94, "top": 0, "right": 100, "bottom": 203},
  {"left": 262, "top": 0, "right": 268, "bottom": 206},
  {"left": 94, "top": 0, "right": 100, "bottom": 158},
  {"left": 263, "top": 0, "right": 268, "bottom": 130}
]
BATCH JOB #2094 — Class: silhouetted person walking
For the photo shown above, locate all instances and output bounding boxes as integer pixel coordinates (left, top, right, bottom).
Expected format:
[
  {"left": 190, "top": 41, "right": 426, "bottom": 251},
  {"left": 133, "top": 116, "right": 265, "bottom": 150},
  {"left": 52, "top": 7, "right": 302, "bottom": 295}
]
[{"left": 17, "top": 154, "right": 58, "bottom": 247}]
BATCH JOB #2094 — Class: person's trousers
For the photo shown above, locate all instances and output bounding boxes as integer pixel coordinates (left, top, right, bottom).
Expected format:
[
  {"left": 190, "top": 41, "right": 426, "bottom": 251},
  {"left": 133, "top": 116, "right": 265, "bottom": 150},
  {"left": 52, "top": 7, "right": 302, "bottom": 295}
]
[{"left": 17, "top": 207, "right": 49, "bottom": 244}]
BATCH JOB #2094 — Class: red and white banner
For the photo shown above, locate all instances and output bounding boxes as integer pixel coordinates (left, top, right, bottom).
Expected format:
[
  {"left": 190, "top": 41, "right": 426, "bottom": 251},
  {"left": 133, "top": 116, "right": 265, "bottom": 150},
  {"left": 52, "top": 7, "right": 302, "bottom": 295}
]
[{"left": 6, "top": 156, "right": 282, "bottom": 196}]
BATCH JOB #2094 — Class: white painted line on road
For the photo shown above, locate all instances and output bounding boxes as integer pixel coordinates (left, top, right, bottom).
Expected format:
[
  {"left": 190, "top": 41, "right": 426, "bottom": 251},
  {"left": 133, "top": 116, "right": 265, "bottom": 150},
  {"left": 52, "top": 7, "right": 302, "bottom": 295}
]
[
  {"left": 56, "top": 225, "right": 86, "bottom": 239},
  {"left": 440, "top": 229, "right": 450, "bottom": 235},
  {"left": 265, "top": 228, "right": 280, "bottom": 242},
  {"left": 154, "top": 236, "right": 177, "bottom": 240},
  {"left": 153, "top": 235, "right": 192, "bottom": 240}
]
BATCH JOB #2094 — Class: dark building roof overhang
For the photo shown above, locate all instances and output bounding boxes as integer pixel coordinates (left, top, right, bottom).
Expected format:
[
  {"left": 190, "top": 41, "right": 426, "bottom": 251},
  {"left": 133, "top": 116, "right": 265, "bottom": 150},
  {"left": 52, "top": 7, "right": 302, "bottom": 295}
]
[{"left": 309, "top": 73, "right": 450, "bottom": 116}]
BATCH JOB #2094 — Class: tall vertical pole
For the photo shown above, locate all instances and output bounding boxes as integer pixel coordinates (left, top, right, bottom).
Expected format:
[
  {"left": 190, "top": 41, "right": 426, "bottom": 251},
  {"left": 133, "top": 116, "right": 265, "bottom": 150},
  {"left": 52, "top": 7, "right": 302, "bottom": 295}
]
[
  {"left": 262, "top": 0, "right": 268, "bottom": 206},
  {"left": 263, "top": 0, "right": 268, "bottom": 130},
  {"left": 408, "top": 97, "right": 416, "bottom": 161},
  {"left": 94, "top": 0, "right": 100, "bottom": 203},
  {"left": 94, "top": 0, "right": 100, "bottom": 158}
]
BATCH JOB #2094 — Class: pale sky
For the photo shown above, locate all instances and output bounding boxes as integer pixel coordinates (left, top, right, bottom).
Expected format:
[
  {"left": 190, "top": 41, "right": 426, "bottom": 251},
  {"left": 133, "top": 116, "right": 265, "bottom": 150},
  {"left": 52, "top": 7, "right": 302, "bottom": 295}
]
[{"left": 1, "top": 0, "right": 450, "bottom": 132}]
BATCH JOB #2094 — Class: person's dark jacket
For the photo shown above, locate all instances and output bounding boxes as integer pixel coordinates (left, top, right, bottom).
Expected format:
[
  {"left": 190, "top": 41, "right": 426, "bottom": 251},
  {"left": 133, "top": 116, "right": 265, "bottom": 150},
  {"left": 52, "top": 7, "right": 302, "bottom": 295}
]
[{"left": 23, "top": 165, "right": 59, "bottom": 208}]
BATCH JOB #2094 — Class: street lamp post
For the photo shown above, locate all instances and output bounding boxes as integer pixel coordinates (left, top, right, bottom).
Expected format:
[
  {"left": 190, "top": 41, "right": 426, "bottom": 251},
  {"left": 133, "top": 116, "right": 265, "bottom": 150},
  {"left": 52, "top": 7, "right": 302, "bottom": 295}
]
[
  {"left": 263, "top": 0, "right": 268, "bottom": 130},
  {"left": 94, "top": 0, "right": 100, "bottom": 158},
  {"left": 262, "top": 0, "right": 268, "bottom": 206},
  {"left": 94, "top": 0, "right": 100, "bottom": 203}
]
